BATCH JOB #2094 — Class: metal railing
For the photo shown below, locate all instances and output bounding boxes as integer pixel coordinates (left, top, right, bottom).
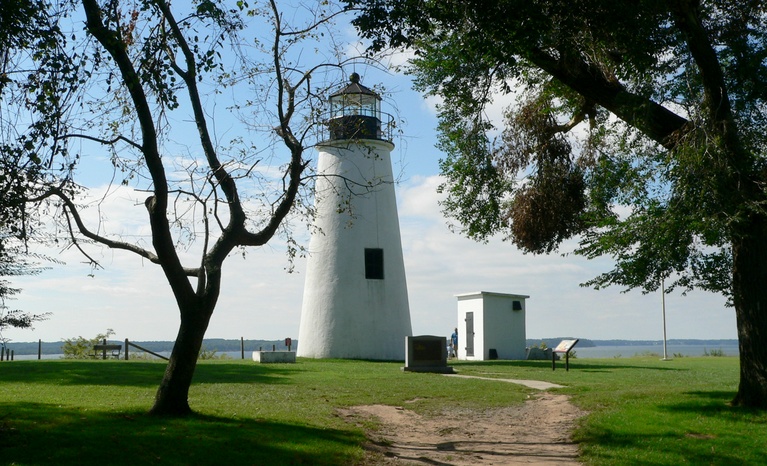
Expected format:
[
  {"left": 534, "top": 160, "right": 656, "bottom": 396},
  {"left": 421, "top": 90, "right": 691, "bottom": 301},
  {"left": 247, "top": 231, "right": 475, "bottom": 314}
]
[{"left": 316, "top": 110, "right": 396, "bottom": 142}]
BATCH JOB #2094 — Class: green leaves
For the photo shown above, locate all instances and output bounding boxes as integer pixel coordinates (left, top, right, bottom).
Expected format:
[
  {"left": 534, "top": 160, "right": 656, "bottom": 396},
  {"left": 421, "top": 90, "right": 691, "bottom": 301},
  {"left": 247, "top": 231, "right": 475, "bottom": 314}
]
[
  {"left": 0, "top": 241, "right": 52, "bottom": 338},
  {"left": 61, "top": 329, "right": 116, "bottom": 359},
  {"left": 351, "top": 0, "right": 767, "bottom": 298},
  {"left": 435, "top": 104, "right": 508, "bottom": 242}
]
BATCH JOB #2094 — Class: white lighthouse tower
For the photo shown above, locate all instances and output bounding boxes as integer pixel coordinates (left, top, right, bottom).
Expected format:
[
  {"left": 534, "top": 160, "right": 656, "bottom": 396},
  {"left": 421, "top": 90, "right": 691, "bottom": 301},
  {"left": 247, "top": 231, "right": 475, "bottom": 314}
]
[{"left": 297, "top": 73, "right": 412, "bottom": 360}]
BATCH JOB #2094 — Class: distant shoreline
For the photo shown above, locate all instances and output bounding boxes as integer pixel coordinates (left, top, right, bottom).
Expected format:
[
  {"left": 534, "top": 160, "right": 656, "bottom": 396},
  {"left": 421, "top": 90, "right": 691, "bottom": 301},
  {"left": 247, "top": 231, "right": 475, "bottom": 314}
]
[
  {"left": 2, "top": 337, "right": 739, "bottom": 356},
  {"left": 524, "top": 338, "right": 738, "bottom": 349},
  {"left": 1, "top": 338, "right": 292, "bottom": 356}
]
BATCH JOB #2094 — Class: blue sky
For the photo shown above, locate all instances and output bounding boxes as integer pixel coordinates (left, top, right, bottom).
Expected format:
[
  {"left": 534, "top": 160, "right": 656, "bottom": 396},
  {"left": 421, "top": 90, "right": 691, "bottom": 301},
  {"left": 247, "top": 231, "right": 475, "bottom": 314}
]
[{"left": 3, "top": 7, "right": 735, "bottom": 345}]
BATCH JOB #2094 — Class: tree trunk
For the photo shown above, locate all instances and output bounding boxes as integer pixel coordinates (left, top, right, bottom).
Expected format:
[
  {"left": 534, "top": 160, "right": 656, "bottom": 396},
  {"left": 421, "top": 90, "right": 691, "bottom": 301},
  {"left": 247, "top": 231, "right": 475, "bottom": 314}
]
[
  {"left": 149, "top": 304, "right": 213, "bottom": 416},
  {"left": 731, "top": 214, "right": 767, "bottom": 409}
]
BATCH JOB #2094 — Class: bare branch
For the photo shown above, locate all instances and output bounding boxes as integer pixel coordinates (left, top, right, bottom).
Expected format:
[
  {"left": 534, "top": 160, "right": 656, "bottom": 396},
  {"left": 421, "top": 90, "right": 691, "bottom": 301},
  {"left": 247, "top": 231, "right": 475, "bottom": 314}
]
[
  {"left": 51, "top": 186, "right": 154, "bottom": 259},
  {"left": 57, "top": 132, "right": 143, "bottom": 151},
  {"left": 278, "top": 6, "right": 350, "bottom": 37},
  {"left": 61, "top": 209, "right": 104, "bottom": 269},
  {"left": 152, "top": 0, "right": 244, "bottom": 217},
  {"left": 82, "top": 0, "right": 199, "bottom": 296}
]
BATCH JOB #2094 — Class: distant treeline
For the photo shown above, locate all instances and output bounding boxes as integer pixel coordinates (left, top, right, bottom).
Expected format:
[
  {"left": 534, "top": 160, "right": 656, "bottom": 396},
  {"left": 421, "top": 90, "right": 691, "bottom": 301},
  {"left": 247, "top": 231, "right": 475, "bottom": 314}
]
[
  {"left": 526, "top": 338, "right": 596, "bottom": 348},
  {"left": 2, "top": 338, "right": 294, "bottom": 356},
  {"left": 6, "top": 337, "right": 739, "bottom": 356},
  {"left": 526, "top": 338, "right": 738, "bottom": 348}
]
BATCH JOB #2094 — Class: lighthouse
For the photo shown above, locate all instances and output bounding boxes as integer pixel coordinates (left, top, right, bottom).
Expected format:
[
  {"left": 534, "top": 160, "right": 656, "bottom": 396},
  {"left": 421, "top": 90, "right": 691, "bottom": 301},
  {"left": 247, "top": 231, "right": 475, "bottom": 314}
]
[{"left": 297, "top": 73, "right": 412, "bottom": 360}]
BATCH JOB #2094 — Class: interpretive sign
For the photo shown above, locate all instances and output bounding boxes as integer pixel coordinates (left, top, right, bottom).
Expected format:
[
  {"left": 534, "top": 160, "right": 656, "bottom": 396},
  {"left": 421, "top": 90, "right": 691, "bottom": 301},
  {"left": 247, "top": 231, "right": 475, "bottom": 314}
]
[{"left": 552, "top": 339, "right": 579, "bottom": 371}]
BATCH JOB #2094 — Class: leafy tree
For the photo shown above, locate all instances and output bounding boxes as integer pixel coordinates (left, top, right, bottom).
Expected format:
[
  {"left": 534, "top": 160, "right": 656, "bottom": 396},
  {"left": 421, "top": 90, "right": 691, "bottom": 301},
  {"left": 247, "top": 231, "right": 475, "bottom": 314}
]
[
  {"left": 1, "top": 0, "right": 361, "bottom": 415},
  {"left": 349, "top": 0, "right": 767, "bottom": 408},
  {"left": 0, "top": 242, "right": 51, "bottom": 342},
  {"left": 1, "top": 2, "right": 56, "bottom": 343}
]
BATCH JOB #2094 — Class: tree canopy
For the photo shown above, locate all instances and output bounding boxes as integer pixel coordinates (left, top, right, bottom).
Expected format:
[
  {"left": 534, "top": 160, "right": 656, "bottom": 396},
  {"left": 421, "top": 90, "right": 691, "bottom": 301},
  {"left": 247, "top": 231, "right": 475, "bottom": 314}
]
[{"left": 348, "top": 0, "right": 767, "bottom": 408}]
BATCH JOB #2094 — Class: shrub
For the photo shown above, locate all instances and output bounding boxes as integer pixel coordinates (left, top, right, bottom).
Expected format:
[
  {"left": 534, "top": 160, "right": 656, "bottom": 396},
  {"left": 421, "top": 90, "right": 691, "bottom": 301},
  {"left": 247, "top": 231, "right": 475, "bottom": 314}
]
[
  {"left": 703, "top": 348, "right": 726, "bottom": 357},
  {"left": 198, "top": 346, "right": 230, "bottom": 360},
  {"left": 62, "top": 329, "right": 115, "bottom": 359}
]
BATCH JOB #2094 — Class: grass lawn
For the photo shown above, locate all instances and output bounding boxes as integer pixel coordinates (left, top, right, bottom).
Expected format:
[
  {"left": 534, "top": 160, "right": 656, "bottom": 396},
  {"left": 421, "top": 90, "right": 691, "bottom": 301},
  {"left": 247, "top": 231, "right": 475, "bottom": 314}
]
[{"left": 0, "top": 356, "right": 765, "bottom": 465}]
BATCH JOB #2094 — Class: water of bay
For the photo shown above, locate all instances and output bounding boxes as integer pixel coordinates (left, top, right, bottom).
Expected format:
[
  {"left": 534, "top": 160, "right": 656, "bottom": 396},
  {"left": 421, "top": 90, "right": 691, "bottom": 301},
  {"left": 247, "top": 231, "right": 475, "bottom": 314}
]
[
  {"left": 574, "top": 344, "right": 739, "bottom": 359},
  {"left": 12, "top": 344, "right": 740, "bottom": 361}
]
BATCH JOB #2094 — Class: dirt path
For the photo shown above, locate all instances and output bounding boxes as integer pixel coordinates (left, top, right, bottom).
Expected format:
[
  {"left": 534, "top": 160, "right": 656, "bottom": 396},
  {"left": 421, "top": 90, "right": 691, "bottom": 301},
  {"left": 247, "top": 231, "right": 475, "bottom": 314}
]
[{"left": 340, "top": 391, "right": 585, "bottom": 465}]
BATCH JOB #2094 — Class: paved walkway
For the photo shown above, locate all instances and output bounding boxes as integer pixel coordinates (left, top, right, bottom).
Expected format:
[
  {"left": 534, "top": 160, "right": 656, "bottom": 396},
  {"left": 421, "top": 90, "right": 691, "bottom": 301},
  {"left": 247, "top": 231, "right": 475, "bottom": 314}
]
[{"left": 444, "top": 373, "right": 564, "bottom": 390}]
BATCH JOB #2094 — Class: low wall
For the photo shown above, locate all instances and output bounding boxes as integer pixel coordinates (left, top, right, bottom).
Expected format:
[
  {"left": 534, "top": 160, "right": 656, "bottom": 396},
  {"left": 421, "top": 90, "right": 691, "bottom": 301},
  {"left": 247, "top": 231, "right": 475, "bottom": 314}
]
[
  {"left": 252, "top": 351, "right": 296, "bottom": 363},
  {"left": 526, "top": 347, "right": 553, "bottom": 360}
]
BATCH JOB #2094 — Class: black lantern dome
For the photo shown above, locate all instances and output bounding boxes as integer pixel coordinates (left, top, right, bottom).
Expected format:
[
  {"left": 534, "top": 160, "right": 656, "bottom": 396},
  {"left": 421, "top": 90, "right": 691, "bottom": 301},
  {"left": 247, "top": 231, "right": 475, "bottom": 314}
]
[{"left": 328, "top": 73, "right": 383, "bottom": 140}]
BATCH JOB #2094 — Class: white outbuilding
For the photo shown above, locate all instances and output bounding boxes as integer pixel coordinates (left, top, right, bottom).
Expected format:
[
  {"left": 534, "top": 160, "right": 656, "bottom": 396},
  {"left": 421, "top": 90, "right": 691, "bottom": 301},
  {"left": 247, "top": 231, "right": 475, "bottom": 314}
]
[
  {"left": 455, "top": 291, "right": 529, "bottom": 360},
  {"left": 297, "top": 74, "right": 412, "bottom": 360}
]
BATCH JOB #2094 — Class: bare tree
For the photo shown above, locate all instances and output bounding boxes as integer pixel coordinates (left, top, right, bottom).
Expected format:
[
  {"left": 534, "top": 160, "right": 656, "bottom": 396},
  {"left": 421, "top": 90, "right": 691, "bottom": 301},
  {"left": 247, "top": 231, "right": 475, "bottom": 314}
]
[{"left": 1, "top": 0, "right": 365, "bottom": 415}]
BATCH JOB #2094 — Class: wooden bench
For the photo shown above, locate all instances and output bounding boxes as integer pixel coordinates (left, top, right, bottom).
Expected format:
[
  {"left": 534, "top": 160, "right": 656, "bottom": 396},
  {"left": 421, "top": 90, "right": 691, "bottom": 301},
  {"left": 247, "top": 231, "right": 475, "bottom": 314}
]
[
  {"left": 93, "top": 344, "right": 123, "bottom": 360},
  {"left": 552, "top": 339, "right": 579, "bottom": 371}
]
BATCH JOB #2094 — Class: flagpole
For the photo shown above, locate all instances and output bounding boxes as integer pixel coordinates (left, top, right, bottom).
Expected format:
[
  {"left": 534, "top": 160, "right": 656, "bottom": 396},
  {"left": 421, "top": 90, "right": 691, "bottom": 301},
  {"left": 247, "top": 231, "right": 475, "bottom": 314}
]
[{"left": 661, "top": 278, "right": 670, "bottom": 360}]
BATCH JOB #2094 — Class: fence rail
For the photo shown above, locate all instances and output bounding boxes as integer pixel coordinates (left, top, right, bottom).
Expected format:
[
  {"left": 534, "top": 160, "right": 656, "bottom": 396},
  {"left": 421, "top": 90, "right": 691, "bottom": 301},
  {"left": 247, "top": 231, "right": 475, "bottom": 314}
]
[
  {"left": 125, "top": 339, "right": 169, "bottom": 361},
  {"left": 2, "top": 337, "right": 293, "bottom": 361}
]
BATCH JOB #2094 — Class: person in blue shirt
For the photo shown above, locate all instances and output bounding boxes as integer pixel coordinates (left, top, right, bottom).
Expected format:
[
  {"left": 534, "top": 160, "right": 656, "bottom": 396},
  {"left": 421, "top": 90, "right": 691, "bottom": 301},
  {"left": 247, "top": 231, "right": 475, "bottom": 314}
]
[{"left": 450, "top": 328, "right": 458, "bottom": 358}]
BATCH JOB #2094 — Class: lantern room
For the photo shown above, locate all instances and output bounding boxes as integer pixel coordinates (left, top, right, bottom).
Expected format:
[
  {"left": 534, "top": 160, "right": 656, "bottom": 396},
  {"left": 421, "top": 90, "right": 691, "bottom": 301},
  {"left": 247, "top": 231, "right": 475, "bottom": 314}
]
[{"left": 328, "top": 72, "right": 383, "bottom": 140}]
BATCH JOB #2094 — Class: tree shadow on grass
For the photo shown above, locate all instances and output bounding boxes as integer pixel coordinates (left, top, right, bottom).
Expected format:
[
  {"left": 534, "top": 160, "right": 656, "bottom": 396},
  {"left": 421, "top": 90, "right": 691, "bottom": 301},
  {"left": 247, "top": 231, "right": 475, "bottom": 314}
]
[
  {"left": 0, "top": 401, "right": 363, "bottom": 465},
  {"left": 576, "top": 391, "right": 767, "bottom": 465},
  {"left": 576, "top": 427, "right": 750, "bottom": 466},
  {"left": 663, "top": 390, "right": 767, "bottom": 420},
  {"left": 0, "top": 360, "right": 296, "bottom": 388},
  {"left": 453, "top": 359, "right": 687, "bottom": 372},
  {"left": 193, "top": 361, "right": 296, "bottom": 386}
]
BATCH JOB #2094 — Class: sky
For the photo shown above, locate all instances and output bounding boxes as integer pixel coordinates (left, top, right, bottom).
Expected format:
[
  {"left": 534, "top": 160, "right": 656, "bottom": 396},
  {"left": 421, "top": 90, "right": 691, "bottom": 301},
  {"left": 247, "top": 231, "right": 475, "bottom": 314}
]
[{"left": 3, "top": 7, "right": 736, "bottom": 345}]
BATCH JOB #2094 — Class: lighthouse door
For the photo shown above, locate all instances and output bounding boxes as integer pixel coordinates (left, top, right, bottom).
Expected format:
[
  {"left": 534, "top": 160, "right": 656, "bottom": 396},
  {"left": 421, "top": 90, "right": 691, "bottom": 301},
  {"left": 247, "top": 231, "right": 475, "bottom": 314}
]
[{"left": 465, "top": 312, "right": 474, "bottom": 357}]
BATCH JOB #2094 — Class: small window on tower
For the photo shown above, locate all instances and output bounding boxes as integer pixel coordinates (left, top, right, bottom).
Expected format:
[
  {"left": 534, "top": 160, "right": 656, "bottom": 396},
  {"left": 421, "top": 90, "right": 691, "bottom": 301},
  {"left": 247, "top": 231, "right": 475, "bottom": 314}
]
[{"left": 365, "top": 248, "right": 384, "bottom": 279}]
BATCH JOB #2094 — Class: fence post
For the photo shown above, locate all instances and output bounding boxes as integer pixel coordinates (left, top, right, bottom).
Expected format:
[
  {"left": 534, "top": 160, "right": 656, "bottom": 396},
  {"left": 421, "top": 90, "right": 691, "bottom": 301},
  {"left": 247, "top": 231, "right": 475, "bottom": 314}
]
[
  {"left": 38, "top": 339, "right": 42, "bottom": 360},
  {"left": 240, "top": 337, "right": 244, "bottom": 360},
  {"left": 125, "top": 338, "right": 129, "bottom": 360},
  {"left": 10, "top": 350, "right": 13, "bottom": 361}
]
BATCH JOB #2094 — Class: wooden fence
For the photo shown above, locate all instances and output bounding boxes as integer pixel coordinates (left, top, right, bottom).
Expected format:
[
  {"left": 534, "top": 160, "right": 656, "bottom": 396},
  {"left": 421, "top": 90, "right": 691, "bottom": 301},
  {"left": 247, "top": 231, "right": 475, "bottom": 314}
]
[
  {"left": 1, "top": 337, "right": 266, "bottom": 361},
  {"left": 124, "top": 339, "right": 168, "bottom": 361}
]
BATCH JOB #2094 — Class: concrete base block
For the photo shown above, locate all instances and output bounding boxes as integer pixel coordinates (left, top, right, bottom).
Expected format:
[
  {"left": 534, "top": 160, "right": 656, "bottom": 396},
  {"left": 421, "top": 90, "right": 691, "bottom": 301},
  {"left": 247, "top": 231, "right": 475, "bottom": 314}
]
[{"left": 252, "top": 351, "right": 296, "bottom": 363}]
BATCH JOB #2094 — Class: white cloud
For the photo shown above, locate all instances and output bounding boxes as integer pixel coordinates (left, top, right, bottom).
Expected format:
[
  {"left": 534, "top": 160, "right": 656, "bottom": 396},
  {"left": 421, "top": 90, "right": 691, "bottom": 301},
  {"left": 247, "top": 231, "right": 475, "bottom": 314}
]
[
  {"left": 6, "top": 173, "right": 735, "bottom": 345},
  {"left": 4, "top": 44, "right": 736, "bottom": 347},
  {"left": 395, "top": 176, "right": 734, "bottom": 341}
]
